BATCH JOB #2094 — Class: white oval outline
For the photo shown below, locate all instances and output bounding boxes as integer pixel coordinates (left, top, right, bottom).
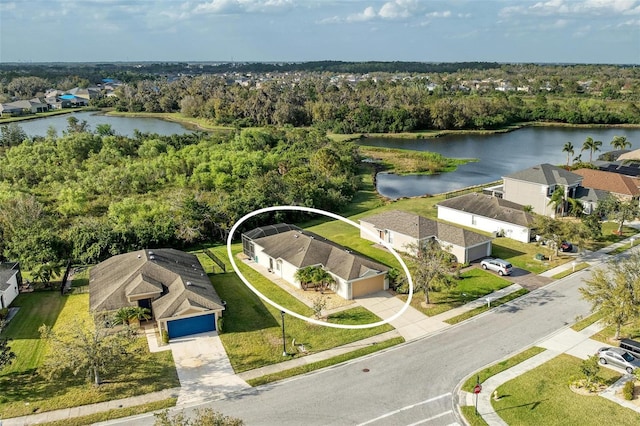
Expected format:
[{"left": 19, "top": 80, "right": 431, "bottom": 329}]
[{"left": 226, "top": 206, "right": 414, "bottom": 329}]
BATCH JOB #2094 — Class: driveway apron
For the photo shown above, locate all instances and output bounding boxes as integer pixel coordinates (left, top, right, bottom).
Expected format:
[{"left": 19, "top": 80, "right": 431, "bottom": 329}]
[{"left": 170, "top": 332, "right": 250, "bottom": 405}]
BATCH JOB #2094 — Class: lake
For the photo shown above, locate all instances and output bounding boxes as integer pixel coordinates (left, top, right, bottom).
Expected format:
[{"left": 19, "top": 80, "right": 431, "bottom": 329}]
[
  {"left": 361, "top": 127, "right": 640, "bottom": 199},
  {"left": 2, "top": 111, "right": 192, "bottom": 137}
]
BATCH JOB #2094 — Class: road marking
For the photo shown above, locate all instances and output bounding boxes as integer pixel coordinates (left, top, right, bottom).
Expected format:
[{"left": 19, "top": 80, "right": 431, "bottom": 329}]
[
  {"left": 357, "top": 393, "right": 452, "bottom": 426},
  {"left": 405, "top": 410, "right": 453, "bottom": 425}
]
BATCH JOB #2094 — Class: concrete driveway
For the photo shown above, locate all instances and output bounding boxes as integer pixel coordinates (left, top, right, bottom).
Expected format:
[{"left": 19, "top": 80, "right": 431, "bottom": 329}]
[{"left": 170, "top": 332, "right": 250, "bottom": 405}]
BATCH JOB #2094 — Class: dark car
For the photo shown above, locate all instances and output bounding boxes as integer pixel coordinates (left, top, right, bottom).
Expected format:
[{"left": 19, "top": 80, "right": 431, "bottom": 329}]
[{"left": 560, "top": 241, "right": 573, "bottom": 252}]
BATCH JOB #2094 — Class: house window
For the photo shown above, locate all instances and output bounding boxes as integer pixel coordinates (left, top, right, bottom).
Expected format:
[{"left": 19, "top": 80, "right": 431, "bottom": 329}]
[
  {"left": 471, "top": 216, "right": 477, "bottom": 225},
  {"left": 388, "top": 231, "right": 393, "bottom": 244}
]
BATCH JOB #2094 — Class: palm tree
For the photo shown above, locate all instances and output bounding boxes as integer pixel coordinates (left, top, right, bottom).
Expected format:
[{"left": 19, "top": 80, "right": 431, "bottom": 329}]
[
  {"left": 610, "top": 135, "right": 631, "bottom": 150},
  {"left": 567, "top": 197, "right": 583, "bottom": 217},
  {"left": 581, "top": 137, "right": 602, "bottom": 162},
  {"left": 562, "top": 141, "right": 574, "bottom": 167},
  {"left": 548, "top": 185, "right": 565, "bottom": 217}
]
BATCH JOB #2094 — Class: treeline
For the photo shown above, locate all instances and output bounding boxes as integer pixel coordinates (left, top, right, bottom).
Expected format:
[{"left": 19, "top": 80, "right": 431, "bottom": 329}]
[
  {"left": 0, "top": 125, "right": 360, "bottom": 269},
  {"left": 108, "top": 75, "right": 640, "bottom": 133}
]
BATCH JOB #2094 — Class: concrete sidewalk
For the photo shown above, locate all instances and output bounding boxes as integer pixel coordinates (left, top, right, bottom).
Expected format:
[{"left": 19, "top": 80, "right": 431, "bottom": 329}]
[{"left": 459, "top": 321, "right": 640, "bottom": 425}]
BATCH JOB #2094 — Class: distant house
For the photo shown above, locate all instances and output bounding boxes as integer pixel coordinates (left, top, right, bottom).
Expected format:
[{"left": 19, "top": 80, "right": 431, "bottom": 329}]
[
  {"left": 242, "top": 225, "right": 389, "bottom": 300},
  {"left": 0, "top": 262, "right": 22, "bottom": 309},
  {"left": 573, "top": 168, "right": 640, "bottom": 202},
  {"left": 0, "top": 99, "right": 48, "bottom": 116},
  {"left": 0, "top": 104, "right": 23, "bottom": 117},
  {"left": 501, "top": 164, "right": 583, "bottom": 217},
  {"left": 90, "top": 249, "right": 225, "bottom": 339},
  {"left": 359, "top": 210, "right": 492, "bottom": 264},
  {"left": 437, "top": 193, "right": 535, "bottom": 243}
]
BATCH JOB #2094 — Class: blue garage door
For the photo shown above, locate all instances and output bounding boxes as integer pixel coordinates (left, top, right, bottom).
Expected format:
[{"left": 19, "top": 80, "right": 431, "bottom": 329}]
[{"left": 167, "top": 314, "right": 216, "bottom": 339}]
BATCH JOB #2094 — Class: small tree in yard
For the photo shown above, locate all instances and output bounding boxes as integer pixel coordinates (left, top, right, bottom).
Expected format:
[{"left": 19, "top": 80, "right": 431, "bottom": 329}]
[
  {"left": 312, "top": 295, "right": 327, "bottom": 320},
  {"left": 405, "top": 239, "right": 455, "bottom": 305},
  {"left": 580, "top": 253, "right": 640, "bottom": 340},
  {"left": 580, "top": 355, "right": 601, "bottom": 390},
  {"left": 39, "top": 318, "right": 137, "bottom": 386},
  {"left": 154, "top": 408, "right": 244, "bottom": 426},
  {"left": 0, "top": 337, "right": 16, "bottom": 371},
  {"left": 597, "top": 196, "right": 640, "bottom": 235}
]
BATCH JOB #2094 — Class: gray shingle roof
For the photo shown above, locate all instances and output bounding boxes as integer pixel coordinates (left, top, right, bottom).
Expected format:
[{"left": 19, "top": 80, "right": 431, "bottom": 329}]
[
  {"left": 361, "top": 210, "right": 492, "bottom": 247},
  {"left": 253, "top": 230, "right": 388, "bottom": 281},
  {"left": 90, "top": 249, "right": 224, "bottom": 320},
  {"left": 0, "top": 262, "right": 19, "bottom": 291},
  {"left": 437, "top": 193, "right": 535, "bottom": 227},
  {"left": 504, "top": 163, "right": 582, "bottom": 186},
  {"left": 574, "top": 186, "right": 610, "bottom": 203}
]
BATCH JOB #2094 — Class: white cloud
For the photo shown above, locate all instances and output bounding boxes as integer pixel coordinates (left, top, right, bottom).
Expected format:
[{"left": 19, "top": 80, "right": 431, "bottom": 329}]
[
  {"left": 501, "top": 0, "right": 640, "bottom": 17},
  {"left": 378, "top": 0, "right": 420, "bottom": 19},
  {"left": 346, "top": 6, "right": 377, "bottom": 22},
  {"left": 192, "top": 0, "right": 293, "bottom": 15},
  {"left": 426, "top": 10, "right": 451, "bottom": 18}
]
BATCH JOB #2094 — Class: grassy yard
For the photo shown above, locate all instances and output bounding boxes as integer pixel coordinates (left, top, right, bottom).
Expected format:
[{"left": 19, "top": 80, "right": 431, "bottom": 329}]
[
  {"left": 445, "top": 288, "right": 529, "bottom": 324},
  {"left": 551, "top": 262, "right": 589, "bottom": 279},
  {"left": 199, "top": 246, "right": 393, "bottom": 373},
  {"left": 492, "top": 354, "right": 636, "bottom": 426},
  {"left": 398, "top": 268, "right": 513, "bottom": 317},
  {"left": 358, "top": 146, "right": 473, "bottom": 175},
  {"left": 0, "top": 290, "right": 179, "bottom": 418},
  {"left": 590, "top": 316, "right": 640, "bottom": 346}
]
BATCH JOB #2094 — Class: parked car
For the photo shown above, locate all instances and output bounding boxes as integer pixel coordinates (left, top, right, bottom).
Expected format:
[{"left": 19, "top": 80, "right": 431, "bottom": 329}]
[
  {"left": 597, "top": 347, "right": 640, "bottom": 373},
  {"left": 620, "top": 339, "right": 640, "bottom": 358},
  {"left": 560, "top": 241, "right": 573, "bottom": 252},
  {"left": 480, "top": 258, "right": 513, "bottom": 276}
]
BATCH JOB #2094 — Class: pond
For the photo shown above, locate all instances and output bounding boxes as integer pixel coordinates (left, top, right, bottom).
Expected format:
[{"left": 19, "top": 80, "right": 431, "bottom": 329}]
[
  {"left": 361, "top": 126, "right": 640, "bottom": 199},
  {"left": 1, "top": 111, "right": 192, "bottom": 137}
]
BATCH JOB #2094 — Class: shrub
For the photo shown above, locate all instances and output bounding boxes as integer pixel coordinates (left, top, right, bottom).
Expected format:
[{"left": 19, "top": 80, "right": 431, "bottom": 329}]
[
  {"left": 161, "top": 329, "right": 169, "bottom": 345},
  {"left": 623, "top": 380, "right": 635, "bottom": 400}
]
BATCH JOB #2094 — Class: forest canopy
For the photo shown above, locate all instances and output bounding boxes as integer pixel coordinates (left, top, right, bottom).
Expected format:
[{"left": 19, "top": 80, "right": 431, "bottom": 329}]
[{"left": 0, "top": 126, "right": 361, "bottom": 267}]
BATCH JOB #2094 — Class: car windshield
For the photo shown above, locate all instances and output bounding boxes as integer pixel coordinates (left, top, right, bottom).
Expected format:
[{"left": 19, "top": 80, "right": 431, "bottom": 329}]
[
  {"left": 622, "top": 352, "right": 635, "bottom": 362},
  {"left": 505, "top": 264, "right": 512, "bottom": 268}
]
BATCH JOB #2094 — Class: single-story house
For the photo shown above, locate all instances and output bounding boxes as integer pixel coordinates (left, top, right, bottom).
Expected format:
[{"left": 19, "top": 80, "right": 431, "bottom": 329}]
[
  {"left": 90, "top": 248, "right": 225, "bottom": 339},
  {"left": 360, "top": 210, "right": 493, "bottom": 263},
  {"left": 242, "top": 225, "right": 389, "bottom": 300},
  {"left": 0, "top": 262, "right": 22, "bottom": 309},
  {"left": 437, "top": 193, "right": 535, "bottom": 243},
  {"left": 573, "top": 186, "right": 611, "bottom": 214}
]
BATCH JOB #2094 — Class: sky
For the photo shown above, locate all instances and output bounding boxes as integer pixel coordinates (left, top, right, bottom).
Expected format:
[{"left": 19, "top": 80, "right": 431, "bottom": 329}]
[{"left": 0, "top": 0, "right": 639, "bottom": 64}]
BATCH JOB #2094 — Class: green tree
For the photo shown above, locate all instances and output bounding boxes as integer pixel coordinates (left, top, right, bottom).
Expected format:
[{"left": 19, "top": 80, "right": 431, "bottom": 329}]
[
  {"left": 598, "top": 196, "right": 640, "bottom": 234},
  {"left": 611, "top": 135, "right": 631, "bottom": 150},
  {"left": 548, "top": 185, "right": 566, "bottom": 217},
  {"left": 580, "top": 355, "right": 601, "bottom": 387},
  {"left": 0, "top": 123, "right": 28, "bottom": 148},
  {"left": 39, "top": 319, "right": 137, "bottom": 386},
  {"left": 581, "top": 137, "right": 602, "bottom": 162},
  {"left": 580, "top": 253, "right": 640, "bottom": 340},
  {"left": 0, "top": 336, "right": 16, "bottom": 371},
  {"left": 113, "top": 306, "right": 151, "bottom": 326},
  {"left": 562, "top": 141, "right": 575, "bottom": 167},
  {"left": 404, "top": 239, "right": 454, "bottom": 305},
  {"left": 154, "top": 408, "right": 244, "bottom": 426}
]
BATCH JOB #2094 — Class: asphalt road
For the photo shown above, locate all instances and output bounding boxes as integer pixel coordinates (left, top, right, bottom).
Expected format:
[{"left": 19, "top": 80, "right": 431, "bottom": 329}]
[{"left": 114, "top": 267, "right": 596, "bottom": 426}]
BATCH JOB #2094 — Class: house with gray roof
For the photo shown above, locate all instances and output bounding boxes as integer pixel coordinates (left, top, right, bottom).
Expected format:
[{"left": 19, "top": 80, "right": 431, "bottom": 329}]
[
  {"left": 0, "top": 262, "right": 21, "bottom": 309},
  {"left": 502, "top": 164, "right": 583, "bottom": 218},
  {"left": 90, "top": 248, "right": 224, "bottom": 339},
  {"left": 359, "top": 210, "right": 492, "bottom": 264},
  {"left": 242, "top": 226, "right": 389, "bottom": 299},
  {"left": 437, "top": 193, "right": 535, "bottom": 243}
]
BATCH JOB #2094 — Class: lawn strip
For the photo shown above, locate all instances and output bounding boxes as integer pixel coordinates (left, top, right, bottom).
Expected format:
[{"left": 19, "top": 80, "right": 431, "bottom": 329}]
[
  {"left": 461, "top": 346, "right": 546, "bottom": 393},
  {"left": 460, "top": 406, "right": 489, "bottom": 426},
  {"left": 246, "top": 337, "right": 404, "bottom": 387},
  {"left": 445, "top": 288, "right": 529, "bottom": 324},
  {"left": 551, "top": 262, "right": 589, "bottom": 279},
  {"left": 493, "top": 354, "right": 634, "bottom": 425},
  {"left": 38, "top": 398, "right": 177, "bottom": 426},
  {"left": 571, "top": 310, "right": 606, "bottom": 332}
]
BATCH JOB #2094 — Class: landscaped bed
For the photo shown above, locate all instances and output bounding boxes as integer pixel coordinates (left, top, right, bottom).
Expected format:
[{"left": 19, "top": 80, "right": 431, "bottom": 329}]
[{"left": 0, "top": 290, "right": 179, "bottom": 419}]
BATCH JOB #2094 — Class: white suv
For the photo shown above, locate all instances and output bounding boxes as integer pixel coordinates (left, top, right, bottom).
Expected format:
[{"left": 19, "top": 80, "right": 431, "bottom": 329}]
[{"left": 480, "top": 258, "right": 513, "bottom": 276}]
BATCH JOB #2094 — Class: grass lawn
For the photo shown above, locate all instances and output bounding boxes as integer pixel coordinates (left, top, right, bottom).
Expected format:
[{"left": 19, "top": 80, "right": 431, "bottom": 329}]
[
  {"left": 461, "top": 347, "right": 546, "bottom": 393},
  {"left": 246, "top": 336, "right": 405, "bottom": 387},
  {"left": 445, "top": 288, "right": 529, "bottom": 324},
  {"left": 492, "top": 354, "right": 636, "bottom": 426},
  {"left": 551, "top": 262, "right": 589, "bottom": 279},
  {"left": 572, "top": 311, "right": 606, "bottom": 332},
  {"left": 358, "top": 146, "right": 473, "bottom": 175},
  {"left": 590, "top": 316, "right": 640, "bottom": 346},
  {"left": 39, "top": 399, "right": 176, "bottom": 426},
  {"left": 398, "top": 268, "right": 513, "bottom": 317},
  {"left": 585, "top": 222, "right": 640, "bottom": 252},
  {"left": 0, "top": 290, "right": 179, "bottom": 418},
  {"left": 199, "top": 246, "right": 394, "bottom": 373}
]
